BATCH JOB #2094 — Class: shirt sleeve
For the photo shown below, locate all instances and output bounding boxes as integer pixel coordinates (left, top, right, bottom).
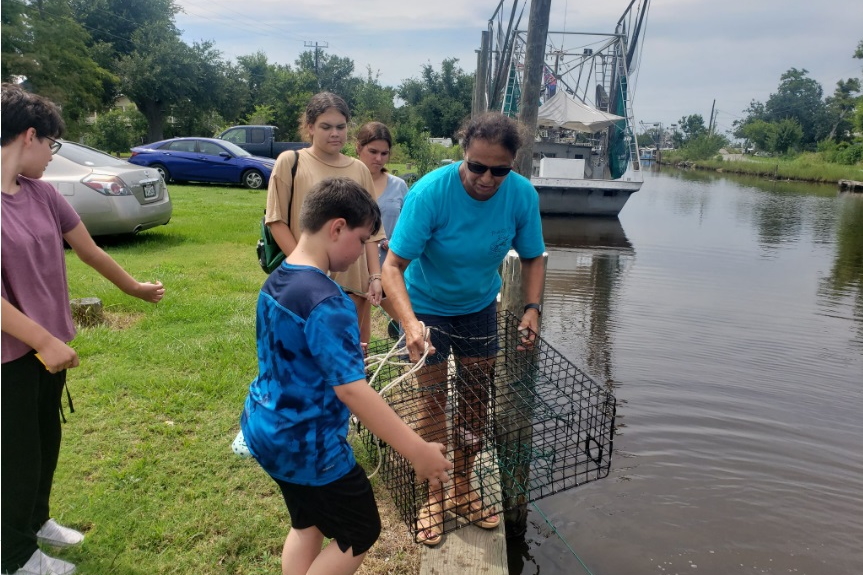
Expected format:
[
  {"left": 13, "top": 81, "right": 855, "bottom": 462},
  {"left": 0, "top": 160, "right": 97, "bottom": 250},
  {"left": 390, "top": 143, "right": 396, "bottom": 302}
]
[{"left": 512, "top": 179, "right": 546, "bottom": 259}]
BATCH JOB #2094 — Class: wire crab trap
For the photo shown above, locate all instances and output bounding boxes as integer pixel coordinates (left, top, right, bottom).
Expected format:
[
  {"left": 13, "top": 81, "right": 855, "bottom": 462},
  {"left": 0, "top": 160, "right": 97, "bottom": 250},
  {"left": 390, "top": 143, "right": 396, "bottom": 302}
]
[{"left": 359, "top": 310, "right": 616, "bottom": 540}]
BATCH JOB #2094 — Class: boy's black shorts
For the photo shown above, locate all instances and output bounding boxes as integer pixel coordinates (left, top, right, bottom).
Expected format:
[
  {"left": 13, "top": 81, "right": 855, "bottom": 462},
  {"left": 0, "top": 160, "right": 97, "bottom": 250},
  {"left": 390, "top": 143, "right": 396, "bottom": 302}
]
[{"left": 272, "top": 463, "right": 381, "bottom": 556}]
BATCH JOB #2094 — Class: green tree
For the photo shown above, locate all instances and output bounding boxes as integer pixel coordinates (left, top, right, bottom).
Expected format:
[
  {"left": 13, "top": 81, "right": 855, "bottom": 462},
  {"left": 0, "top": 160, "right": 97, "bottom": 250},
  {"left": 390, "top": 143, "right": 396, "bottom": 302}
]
[
  {"left": 244, "top": 104, "right": 276, "bottom": 126},
  {"left": 398, "top": 58, "right": 474, "bottom": 138},
  {"left": 115, "top": 25, "right": 239, "bottom": 142},
  {"left": 678, "top": 133, "right": 728, "bottom": 161},
  {"left": 1, "top": 0, "right": 30, "bottom": 80},
  {"left": 825, "top": 78, "right": 861, "bottom": 142},
  {"left": 769, "top": 118, "right": 804, "bottom": 154},
  {"left": 296, "top": 50, "right": 361, "bottom": 106},
  {"left": 353, "top": 67, "right": 397, "bottom": 125},
  {"left": 165, "top": 45, "right": 249, "bottom": 137},
  {"left": 257, "top": 63, "right": 316, "bottom": 140},
  {"left": 854, "top": 39, "right": 863, "bottom": 135},
  {"left": 756, "top": 68, "right": 828, "bottom": 148},
  {"left": 675, "top": 114, "right": 708, "bottom": 145},
  {"left": 70, "top": 0, "right": 179, "bottom": 59},
  {"left": 394, "top": 124, "right": 436, "bottom": 176},
  {"left": 738, "top": 119, "right": 774, "bottom": 153},
  {"left": 236, "top": 51, "right": 273, "bottom": 120},
  {"left": 1, "top": 0, "right": 113, "bottom": 130}
]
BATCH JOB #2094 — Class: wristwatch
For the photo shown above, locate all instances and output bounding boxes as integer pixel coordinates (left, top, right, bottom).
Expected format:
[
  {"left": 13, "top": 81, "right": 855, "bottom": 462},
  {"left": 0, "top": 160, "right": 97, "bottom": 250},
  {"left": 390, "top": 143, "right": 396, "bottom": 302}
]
[{"left": 523, "top": 303, "right": 542, "bottom": 316}]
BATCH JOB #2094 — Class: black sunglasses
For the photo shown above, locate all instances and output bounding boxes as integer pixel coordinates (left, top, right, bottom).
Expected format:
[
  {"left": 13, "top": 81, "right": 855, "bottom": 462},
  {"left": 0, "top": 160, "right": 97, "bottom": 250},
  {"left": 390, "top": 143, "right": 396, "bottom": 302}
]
[{"left": 465, "top": 160, "right": 512, "bottom": 177}]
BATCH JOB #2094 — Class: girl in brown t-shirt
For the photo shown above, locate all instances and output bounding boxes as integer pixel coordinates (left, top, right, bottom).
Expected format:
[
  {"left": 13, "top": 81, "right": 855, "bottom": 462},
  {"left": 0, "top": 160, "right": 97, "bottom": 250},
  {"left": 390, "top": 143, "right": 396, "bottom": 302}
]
[{"left": 265, "top": 92, "right": 384, "bottom": 344}]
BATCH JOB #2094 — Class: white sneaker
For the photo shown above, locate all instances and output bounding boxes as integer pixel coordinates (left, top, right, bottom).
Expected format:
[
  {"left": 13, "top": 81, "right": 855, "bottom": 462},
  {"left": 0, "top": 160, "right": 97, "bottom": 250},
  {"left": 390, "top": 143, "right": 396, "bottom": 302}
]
[
  {"left": 36, "top": 519, "right": 84, "bottom": 548},
  {"left": 8, "top": 549, "right": 76, "bottom": 575}
]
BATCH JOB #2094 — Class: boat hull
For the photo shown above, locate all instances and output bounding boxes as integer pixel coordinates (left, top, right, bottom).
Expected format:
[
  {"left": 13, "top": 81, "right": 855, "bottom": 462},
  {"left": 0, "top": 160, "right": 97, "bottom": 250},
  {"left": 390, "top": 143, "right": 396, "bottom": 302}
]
[{"left": 532, "top": 177, "right": 642, "bottom": 217}]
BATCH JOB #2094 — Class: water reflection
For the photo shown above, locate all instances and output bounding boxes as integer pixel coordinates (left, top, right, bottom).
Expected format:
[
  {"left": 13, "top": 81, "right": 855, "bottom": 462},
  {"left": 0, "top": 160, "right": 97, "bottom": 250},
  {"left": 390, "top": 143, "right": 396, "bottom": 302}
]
[
  {"left": 541, "top": 217, "right": 633, "bottom": 385},
  {"left": 542, "top": 216, "right": 632, "bottom": 250},
  {"left": 519, "top": 170, "right": 863, "bottom": 575},
  {"left": 821, "top": 192, "right": 863, "bottom": 348}
]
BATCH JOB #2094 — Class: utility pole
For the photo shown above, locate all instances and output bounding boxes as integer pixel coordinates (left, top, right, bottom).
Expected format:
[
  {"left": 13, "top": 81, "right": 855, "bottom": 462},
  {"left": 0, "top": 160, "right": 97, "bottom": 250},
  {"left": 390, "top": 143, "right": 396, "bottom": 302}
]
[
  {"left": 708, "top": 99, "right": 716, "bottom": 136},
  {"left": 473, "top": 31, "right": 491, "bottom": 118},
  {"left": 304, "top": 41, "right": 328, "bottom": 88},
  {"left": 514, "top": 0, "right": 551, "bottom": 179}
]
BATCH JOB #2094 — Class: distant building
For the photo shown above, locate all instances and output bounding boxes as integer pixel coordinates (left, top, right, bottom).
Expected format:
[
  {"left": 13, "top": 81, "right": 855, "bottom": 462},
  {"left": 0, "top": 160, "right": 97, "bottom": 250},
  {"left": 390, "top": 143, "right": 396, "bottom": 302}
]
[
  {"left": 86, "top": 95, "right": 135, "bottom": 124},
  {"left": 429, "top": 137, "right": 453, "bottom": 148}
]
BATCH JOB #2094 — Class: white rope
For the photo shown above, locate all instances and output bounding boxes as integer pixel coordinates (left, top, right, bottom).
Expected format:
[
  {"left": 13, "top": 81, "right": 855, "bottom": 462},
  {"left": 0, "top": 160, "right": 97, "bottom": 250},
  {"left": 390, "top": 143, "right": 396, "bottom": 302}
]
[{"left": 361, "top": 322, "right": 431, "bottom": 479}]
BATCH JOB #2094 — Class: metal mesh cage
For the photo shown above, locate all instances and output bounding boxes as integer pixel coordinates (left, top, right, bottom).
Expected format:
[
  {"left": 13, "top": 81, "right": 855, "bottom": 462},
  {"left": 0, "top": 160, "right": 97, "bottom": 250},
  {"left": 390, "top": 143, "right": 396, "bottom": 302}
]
[{"left": 359, "top": 310, "right": 616, "bottom": 539}]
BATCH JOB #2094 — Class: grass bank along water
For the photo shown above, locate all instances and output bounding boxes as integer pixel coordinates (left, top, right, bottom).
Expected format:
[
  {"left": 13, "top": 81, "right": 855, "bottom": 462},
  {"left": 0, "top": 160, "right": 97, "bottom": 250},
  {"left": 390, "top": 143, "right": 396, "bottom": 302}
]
[
  {"left": 55, "top": 184, "right": 419, "bottom": 575},
  {"left": 661, "top": 151, "right": 863, "bottom": 184}
]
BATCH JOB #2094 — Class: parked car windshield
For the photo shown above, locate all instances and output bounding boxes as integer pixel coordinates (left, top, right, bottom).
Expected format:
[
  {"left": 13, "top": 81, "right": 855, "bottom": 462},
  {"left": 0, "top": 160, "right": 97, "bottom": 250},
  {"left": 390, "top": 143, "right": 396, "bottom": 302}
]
[
  {"left": 217, "top": 140, "right": 253, "bottom": 158},
  {"left": 59, "top": 142, "right": 130, "bottom": 167}
]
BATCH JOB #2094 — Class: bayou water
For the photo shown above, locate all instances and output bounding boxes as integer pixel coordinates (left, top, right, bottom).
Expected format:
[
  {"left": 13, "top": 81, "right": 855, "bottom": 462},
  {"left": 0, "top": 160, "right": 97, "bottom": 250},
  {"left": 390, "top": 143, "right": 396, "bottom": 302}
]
[{"left": 509, "top": 168, "right": 863, "bottom": 575}]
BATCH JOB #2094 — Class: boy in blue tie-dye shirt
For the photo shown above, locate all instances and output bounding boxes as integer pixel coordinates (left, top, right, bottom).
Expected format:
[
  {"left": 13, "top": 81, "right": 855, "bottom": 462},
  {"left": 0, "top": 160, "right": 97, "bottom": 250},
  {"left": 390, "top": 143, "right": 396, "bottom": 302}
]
[{"left": 241, "top": 177, "right": 452, "bottom": 575}]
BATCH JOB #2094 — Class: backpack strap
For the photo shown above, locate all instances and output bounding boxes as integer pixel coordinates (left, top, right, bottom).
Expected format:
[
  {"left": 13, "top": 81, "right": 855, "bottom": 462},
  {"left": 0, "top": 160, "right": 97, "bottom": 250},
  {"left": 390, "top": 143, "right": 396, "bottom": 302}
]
[{"left": 286, "top": 149, "right": 300, "bottom": 224}]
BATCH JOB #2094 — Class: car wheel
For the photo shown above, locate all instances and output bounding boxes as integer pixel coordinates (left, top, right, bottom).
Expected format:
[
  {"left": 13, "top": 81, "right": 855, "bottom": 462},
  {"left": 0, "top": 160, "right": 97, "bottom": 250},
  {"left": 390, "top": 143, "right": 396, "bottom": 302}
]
[
  {"left": 243, "top": 169, "right": 265, "bottom": 189},
  {"left": 152, "top": 163, "right": 171, "bottom": 183}
]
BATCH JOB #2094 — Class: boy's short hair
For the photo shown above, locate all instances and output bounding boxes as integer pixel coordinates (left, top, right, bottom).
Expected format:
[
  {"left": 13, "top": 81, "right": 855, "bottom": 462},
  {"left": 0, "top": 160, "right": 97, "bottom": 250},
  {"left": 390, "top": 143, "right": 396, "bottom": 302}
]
[
  {"left": 1, "top": 83, "right": 65, "bottom": 146},
  {"left": 300, "top": 177, "right": 382, "bottom": 235}
]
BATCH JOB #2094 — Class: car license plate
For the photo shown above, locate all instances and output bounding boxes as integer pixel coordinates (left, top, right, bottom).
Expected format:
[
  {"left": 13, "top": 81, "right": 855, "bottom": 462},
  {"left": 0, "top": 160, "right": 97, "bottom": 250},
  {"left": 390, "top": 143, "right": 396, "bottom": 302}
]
[{"left": 143, "top": 183, "right": 157, "bottom": 198}]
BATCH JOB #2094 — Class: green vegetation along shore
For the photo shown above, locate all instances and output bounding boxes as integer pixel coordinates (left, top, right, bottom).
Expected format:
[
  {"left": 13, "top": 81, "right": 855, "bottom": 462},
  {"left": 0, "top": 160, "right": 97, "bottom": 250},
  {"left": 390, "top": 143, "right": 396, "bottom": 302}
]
[{"left": 660, "top": 151, "right": 863, "bottom": 184}]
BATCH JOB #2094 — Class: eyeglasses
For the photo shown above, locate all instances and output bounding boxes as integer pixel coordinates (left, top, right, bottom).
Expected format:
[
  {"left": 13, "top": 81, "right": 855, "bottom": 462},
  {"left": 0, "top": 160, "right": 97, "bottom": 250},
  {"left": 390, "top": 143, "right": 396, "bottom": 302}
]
[
  {"left": 45, "top": 136, "right": 62, "bottom": 155},
  {"left": 465, "top": 160, "right": 512, "bottom": 177}
]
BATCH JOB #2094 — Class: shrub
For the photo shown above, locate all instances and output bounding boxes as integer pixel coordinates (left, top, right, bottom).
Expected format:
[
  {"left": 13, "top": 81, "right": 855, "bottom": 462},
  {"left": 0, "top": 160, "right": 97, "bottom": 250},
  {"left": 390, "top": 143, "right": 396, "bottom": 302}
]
[{"left": 86, "top": 108, "right": 148, "bottom": 155}]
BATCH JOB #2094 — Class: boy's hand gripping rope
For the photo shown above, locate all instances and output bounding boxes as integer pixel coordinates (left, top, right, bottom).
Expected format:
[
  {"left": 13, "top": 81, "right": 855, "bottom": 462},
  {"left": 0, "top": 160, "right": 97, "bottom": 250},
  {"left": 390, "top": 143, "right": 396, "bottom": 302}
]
[{"left": 360, "top": 322, "right": 432, "bottom": 479}]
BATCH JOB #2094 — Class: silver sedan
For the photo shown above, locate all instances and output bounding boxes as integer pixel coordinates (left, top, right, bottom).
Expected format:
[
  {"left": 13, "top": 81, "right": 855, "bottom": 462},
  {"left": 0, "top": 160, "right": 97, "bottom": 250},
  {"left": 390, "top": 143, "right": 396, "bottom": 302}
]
[{"left": 42, "top": 141, "right": 172, "bottom": 236}]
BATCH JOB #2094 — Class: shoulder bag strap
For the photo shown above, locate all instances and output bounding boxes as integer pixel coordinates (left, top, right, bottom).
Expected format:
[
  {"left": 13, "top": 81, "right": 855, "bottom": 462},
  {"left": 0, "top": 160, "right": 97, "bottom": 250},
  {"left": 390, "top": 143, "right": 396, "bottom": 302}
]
[{"left": 286, "top": 149, "right": 300, "bottom": 223}]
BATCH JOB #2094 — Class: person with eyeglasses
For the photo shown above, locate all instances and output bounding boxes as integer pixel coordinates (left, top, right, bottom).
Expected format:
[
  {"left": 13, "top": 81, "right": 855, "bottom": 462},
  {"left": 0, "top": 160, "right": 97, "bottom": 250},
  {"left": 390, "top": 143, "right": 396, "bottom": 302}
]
[
  {"left": 1, "top": 83, "right": 165, "bottom": 575},
  {"left": 381, "top": 111, "right": 545, "bottom": 546}
]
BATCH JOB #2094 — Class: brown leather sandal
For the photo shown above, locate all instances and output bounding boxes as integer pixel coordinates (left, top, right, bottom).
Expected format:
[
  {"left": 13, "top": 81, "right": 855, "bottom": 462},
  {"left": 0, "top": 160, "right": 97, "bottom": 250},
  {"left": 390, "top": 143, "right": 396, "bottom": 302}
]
[
  {"left": 445, "top": 491, "right": 500, "bottom": 529},
  {"left": 414, "top": 500, "right": 445, "bottom": 546}
]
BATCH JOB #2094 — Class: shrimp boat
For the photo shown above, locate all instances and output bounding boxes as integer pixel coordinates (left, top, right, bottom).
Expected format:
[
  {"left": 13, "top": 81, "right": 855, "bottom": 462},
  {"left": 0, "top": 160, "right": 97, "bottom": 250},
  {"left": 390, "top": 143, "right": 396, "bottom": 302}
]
[{"left": 477, "top": 0, "right": 650, "bottom": 216}]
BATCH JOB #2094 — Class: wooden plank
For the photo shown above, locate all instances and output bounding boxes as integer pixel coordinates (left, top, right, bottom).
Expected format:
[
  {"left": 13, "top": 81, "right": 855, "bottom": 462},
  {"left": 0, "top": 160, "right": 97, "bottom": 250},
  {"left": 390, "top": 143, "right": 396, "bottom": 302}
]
[
  {"left": 419, "top": 521, "right": 507, "bottom": 575},
  {"left": 420, "top": 450, "right": 507, "bottom": 575}
]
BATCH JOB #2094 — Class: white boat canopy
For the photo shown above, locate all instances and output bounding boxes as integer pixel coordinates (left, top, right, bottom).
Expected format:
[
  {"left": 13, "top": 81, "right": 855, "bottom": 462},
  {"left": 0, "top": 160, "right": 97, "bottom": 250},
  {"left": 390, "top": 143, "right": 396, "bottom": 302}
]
[{"left": 536, "top": 91, "right": 625, "bottom": 133}]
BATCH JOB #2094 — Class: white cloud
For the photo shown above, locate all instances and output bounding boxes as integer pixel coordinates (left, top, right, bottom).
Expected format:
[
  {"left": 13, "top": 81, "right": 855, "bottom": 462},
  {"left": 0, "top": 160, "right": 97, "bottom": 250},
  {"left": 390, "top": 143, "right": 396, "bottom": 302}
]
[{"left": 173, "top": 0, "right": 863, "bottom": 130}]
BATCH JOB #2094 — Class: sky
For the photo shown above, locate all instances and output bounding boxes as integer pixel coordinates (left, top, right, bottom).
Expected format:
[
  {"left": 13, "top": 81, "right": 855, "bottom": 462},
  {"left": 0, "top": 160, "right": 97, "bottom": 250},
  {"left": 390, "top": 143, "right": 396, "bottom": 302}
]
[{"left": 173, "top": 0, "right": 862, "bottom": 137}]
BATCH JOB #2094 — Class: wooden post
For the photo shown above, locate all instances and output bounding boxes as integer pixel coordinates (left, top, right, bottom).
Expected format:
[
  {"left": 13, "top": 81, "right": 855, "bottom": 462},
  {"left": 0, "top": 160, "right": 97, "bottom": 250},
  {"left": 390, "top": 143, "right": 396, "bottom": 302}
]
[
  {"left": 497, "top": 250, "right": 547, "bottom": 538},
  {"left": 70, "top": 297, "right": 104, "bottom": 328},
  {"left": 473, "top": 31, "right": 491, "bottom": 117},
  {"left": 514, "top": 0, "right": 551, "bottom": 178}
]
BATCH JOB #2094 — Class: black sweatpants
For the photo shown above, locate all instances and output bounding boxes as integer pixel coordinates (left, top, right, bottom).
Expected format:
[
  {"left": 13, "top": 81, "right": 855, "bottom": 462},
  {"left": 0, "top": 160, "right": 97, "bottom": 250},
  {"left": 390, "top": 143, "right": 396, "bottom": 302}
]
[{"left": 1, "top": 352, "right": 66, "bottom": 572}]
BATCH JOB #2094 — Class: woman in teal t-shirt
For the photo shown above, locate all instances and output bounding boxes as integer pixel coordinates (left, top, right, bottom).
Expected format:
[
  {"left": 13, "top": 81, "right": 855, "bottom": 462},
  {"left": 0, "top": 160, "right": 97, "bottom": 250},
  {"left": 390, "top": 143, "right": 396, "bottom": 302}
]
[{"left": 382, "top": 112, "right": 546, "bottom": 546}]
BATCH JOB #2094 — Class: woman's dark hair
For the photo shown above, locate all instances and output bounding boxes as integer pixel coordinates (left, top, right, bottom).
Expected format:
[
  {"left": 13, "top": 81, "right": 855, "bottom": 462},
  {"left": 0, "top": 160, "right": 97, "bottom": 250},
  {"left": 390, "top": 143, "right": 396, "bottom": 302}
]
[
  {"left": 299, "top": 92, "right": 351, "bottom": 143},
  {"left": 356, "top": 121, "right": 393, "bottom": 150},
  {"left": 300, "top": 177, "right": 382, "bottom": 235},
  {"left": 1, "top": 83, "right": 65, "bottom": 146},
  {"left": 355, "top": 121, "right": 393, "bottom": 172},
  {"left": 457, "top": 112, "right": 523, "bottom": 157}
]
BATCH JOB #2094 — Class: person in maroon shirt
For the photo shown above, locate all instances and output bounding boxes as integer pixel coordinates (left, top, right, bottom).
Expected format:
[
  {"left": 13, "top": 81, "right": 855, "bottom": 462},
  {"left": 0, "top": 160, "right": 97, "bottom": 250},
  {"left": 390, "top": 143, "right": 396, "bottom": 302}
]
[{"left": 1, "top": 83, "right": 165, "bottom": 575}]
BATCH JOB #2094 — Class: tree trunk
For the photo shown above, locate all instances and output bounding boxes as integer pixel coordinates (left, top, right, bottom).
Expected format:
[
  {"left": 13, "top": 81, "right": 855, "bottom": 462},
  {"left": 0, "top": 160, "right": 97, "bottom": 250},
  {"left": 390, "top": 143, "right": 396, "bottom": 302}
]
[{"left": 137, "top": 98, "right": 166, "bottom": 143}]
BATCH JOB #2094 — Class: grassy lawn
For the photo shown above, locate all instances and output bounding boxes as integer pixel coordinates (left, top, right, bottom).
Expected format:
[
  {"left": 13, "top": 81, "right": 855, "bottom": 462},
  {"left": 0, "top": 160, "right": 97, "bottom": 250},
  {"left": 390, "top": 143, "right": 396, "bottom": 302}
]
[{"left": 54, "top": 183, "right": 418, "bottom": 574}]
